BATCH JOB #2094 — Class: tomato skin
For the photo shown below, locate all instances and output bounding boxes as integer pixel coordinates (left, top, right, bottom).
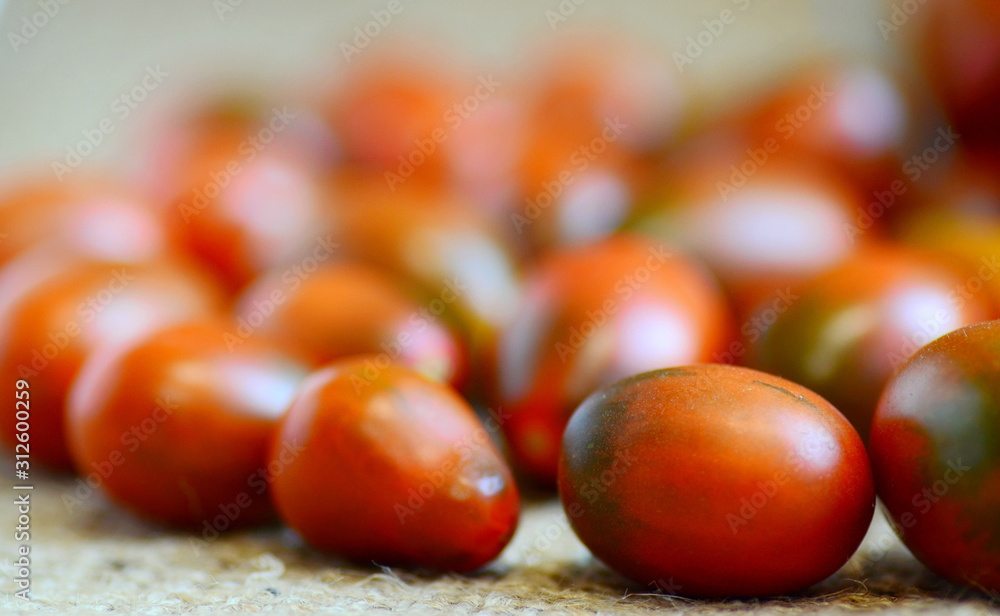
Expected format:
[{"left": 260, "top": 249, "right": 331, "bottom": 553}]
[
  {"left": 269, "top": 359, "right": 520, "bottom": 572},
  {"left": 559, "top": 364, "right": 875, "bottom": 598},
  {"left": 496, "top": 235, "right": 733, "bottom": 485},
  {"left": 0, "top": 252, "right": 223, "bottom": 470},
  {"left": 235, "top": 262, "right": 468, "bottom": 388},
  {"left": 0, "top": 176, "right": 172, "bottom": 267},
  {"left": 748, "top": 245, "right": 998, "bottom": 441},
  {"left": 66, "top": 319, "right": 311, "bottom": 528},
  {"left": 870, "top": 320, "right": 1000, "bottom": 593}
]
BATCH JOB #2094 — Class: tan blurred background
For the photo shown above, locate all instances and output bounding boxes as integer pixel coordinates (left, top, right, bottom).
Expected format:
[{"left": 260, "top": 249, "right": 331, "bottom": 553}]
[{"left": 0, "top": 0, "right": 896, "bottom": 171}]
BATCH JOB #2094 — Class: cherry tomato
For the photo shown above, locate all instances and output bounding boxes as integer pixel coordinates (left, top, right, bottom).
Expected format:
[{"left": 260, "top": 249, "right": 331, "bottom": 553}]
[
  {"left": 67, "top": 319, "right": 312, "bottom": 529},
  {"left": 235, "top": 262, "right": 467, "bottom": 388},
  {"left": 0, "top": 175, "right": 171, "bottom": 266},
  {"left": 0, "top": 251, "right": 223, "bottom": 469},
  {"left": 331, "top": 180, "right": 522, "bottom": 388},
  {"left": 269, "top": 358, "right": 519, "bottom": 572},
  {"left": 871, "top": 320, "right": 1000, "bottom": 593},
  {"left": 632, "top": 153, "right": 863, "bottom": 313},
  {"left": 559, "top": 364, "right": 875, "bottom": 598},
  {"left": 747, "top": 245, "right": 998, "bottom": 441},
  {"left": 166, "top": 149, "right": 333, "bottom": 294},
  {"left": 919, "top": 0, "right": 1000, "bottom": 152},
  {"left": 496, "top": 235, "right": 733, "bottom": 485}
]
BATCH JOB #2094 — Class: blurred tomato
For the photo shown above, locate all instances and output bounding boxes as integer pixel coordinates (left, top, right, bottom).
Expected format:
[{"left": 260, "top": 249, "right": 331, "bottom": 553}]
[
  {"left": 270, "top": 358, "right": 519, "bottom": 572},
  {"left": 748, "top": 245, "right": 999, "bottom": 441},
  {"left": 0, "top": 251, "right": 223, "bottom": 469},
  {"left": 235, "top": 262, "right": 468, "bottom": 388},
  {"left": 561, "top": 364, "right": 874, "bottom": 597},
  {"left": 67, "top": 319, "right": 312, "bottom": 528},
  {"left": 523, "top": 35, "right": 685, "bottom": 155},
  {"left": 919, "top": 0, "right": 1000, "bottom": 152},
  {"left": 331, "top": 178, "right": 522, "bottom": 389},
  {"left": 0, "top": 175, "right": 172, "bottom": 266},
  {"left": 632, "top": 154, "right": 863, "bottom": 312},
  {"left": 166, "top": 149, "right": 333, "bottom": 294},
  {"left": 871, "top": 320, "right": 1000, "bottom": 593},
  {"left": 496, "top": 235, "right": 733, "bottom": 485}
]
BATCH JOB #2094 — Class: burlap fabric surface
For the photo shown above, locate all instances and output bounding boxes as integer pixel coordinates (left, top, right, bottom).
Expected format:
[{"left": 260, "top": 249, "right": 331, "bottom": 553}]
[{"left": 1, "top": 473, "right": 997, "bottom": 615}]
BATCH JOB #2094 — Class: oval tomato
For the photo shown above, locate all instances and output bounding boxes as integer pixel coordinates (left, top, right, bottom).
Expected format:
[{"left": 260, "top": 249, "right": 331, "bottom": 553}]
[
  {"left": 871, "top": 320, "right": 1000, "bottom": 593},
  {"left": 67, "top": 319, "right": 312, "bottom": 528},
  {"left": 270, "top": 359, "right": 519, "bottom": 572},
  {"left": 559, "top": 364, "right": 874, "bottom": 598}
]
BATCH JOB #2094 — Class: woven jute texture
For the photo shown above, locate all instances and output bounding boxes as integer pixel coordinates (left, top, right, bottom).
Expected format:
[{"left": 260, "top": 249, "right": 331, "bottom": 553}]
[{"left": 1, "top": 473, "right": 998, "bottom": 615}]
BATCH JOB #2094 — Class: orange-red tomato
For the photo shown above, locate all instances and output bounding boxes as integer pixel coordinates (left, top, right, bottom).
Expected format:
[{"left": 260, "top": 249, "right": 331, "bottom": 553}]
[
  {"left": 871, "top": 320, "right": 1000, "bottom": 593},
  {"left": 496, "top": 235, "right": 733, "bottom": 485},
  {"left": 919, "top": 0, "right": 1000, "bottom": 152},
  {"left": 235, "top": 262, "right": 468, "bottom": 388},
  {"left": 0, "top": 175, "right": 172, "bottom": 267},
  {"left": 559, "top": 364, "right": 875, "bottom": 598},
  {"left": 0, "top": 252, "right": 223, "bottom": 469},
  {"left": 166, "top": 149, "right": 333, "bottom": 294},
  {"left": 747, "top": 245, "right": 998, "bottom": 440},
  {"left": 269, "top": 359, "right": 520, "bottom": 572},
  {"left": 331, "top": 180, "right": 522, "bottom": 386},
  {"left": 67, "top": 319, "right": 312, "bottom": 529}
]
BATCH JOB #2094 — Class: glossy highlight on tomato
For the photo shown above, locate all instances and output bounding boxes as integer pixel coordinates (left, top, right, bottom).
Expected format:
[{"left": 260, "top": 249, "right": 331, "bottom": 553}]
[
  {"left": 235, "top": 262, "right": 468, "bottom": 387},
  {"left": 0, "top": 251, "right": 223, "bottom": 470},
  {"left": 67, "top": 319, "right": 312, "bottom": 528},
  {"left": 496, "top": 234, "right": 732, "bottom": 485},
  {"left": 871, "top": 320, "right": 1000, "bottom": 593},
  {"left": 269, "top": 358, "right": 519, "bottom": 572},
  {"left": 559, "top": 364, "right": 875, "bottom": 598}
]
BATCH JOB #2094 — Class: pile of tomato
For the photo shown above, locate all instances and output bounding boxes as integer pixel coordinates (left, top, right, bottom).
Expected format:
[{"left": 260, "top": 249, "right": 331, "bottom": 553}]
[{"left": 2, "top": 0, "right": 999, "bottom": 599}]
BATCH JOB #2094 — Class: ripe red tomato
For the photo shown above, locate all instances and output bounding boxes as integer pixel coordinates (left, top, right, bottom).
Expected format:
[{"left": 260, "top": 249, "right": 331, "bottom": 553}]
[
  {"left": 870, "top": 320, "right": 1000, "bottom": 593},
  {"left": 235, "top": 262, "right": 468, "bottom": 388},
  {"left": 269, "top": 358, "right": 519, "bottom": 572},
  {"left": 166, "top": 149, "right": 333, "bottom": 294},
  {"left": 0, "top": 175, "right": 172, "bottom": 267},
  {"left": 67, "top": 319, "right": 312, "bottom": 529},
  {"left": 559, "top": 364, "right": 875, "bottom": 598},
  {"left": 632, "top": 152, "right": 863, "bottom": 313},
  {"left": 0, "top": 252, "right": 223, "bottom": 469},
  {"left": 747, "top": 245, "right": 998, "bottom": 441},
  {"left": 496, "top": 235, "right": 733, "bottom": 485},
  {"left": 919, "top": 0, "right": 1000, "bottom": 152}
]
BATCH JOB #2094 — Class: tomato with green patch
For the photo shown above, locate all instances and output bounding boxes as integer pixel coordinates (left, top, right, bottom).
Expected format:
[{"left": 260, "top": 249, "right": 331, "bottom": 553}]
[
  {"left": 871, "top": 320, "right": 1000, "bottom": 593},
  {"left": 559, "top": 364, "right": 874, "bottom": 598}
]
